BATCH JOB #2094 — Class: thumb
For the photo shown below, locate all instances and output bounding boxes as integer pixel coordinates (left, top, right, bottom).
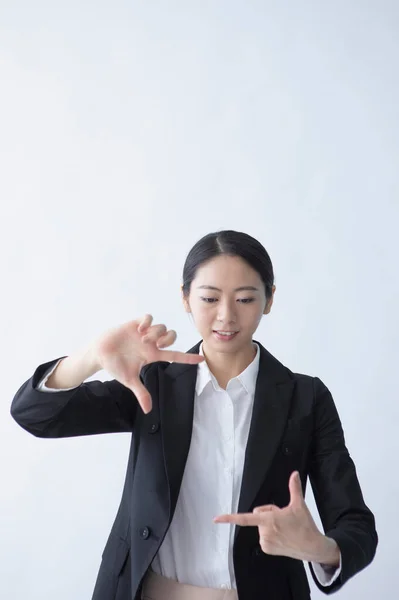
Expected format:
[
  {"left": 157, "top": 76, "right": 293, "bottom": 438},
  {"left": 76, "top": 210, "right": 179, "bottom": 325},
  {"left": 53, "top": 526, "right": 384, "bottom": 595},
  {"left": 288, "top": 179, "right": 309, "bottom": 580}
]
[
  {"left": 253, "top": 505, "right": 274, "bottom": 514},
  {"left": 126, "top": 375, "right": 153, "bottom": 414},
  {"left": 288, "top": 471, "right": 303, "bottom": 506}
]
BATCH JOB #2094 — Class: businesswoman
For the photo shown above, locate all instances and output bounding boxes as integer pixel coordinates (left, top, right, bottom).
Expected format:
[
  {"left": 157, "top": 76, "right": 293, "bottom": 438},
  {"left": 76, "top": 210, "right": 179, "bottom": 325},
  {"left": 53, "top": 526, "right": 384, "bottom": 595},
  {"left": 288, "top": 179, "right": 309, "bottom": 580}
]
[{"left": 11, "top": 230, "right": 377, "bottom": 600}]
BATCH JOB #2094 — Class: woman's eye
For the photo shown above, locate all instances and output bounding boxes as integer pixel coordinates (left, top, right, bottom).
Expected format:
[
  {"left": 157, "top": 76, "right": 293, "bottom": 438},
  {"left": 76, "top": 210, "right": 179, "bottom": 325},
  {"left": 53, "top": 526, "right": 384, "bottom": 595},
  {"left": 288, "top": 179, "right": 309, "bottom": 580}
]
[{"left": 200, "top": 297, "right": 255, "bottom": 304}]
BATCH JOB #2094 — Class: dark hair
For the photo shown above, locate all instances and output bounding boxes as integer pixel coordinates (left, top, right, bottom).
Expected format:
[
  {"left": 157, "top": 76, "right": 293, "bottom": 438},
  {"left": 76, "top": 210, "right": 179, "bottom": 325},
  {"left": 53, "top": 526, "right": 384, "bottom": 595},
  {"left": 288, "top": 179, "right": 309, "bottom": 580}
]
[{"left": 182, "top": 230, "right": 275, "bottom": 301}]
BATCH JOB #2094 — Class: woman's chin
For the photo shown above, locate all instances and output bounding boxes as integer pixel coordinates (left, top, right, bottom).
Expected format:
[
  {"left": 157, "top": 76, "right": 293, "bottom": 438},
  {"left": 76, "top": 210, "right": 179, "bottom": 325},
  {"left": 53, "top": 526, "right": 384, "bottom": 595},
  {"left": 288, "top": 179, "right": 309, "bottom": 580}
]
[{"left": 203, "top": 332, "right": 252, "bottom": 352}]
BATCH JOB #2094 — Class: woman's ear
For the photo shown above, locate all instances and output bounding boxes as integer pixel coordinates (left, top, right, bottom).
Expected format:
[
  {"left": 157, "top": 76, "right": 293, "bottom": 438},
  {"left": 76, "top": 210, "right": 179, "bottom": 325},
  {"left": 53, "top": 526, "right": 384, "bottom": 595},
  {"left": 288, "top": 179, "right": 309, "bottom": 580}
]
[
  {"left": 181, "top": 287, "right": 191, "bottom": 313},
  {"left": 263, "top": 285, "right": 276, "bottom": 315}
]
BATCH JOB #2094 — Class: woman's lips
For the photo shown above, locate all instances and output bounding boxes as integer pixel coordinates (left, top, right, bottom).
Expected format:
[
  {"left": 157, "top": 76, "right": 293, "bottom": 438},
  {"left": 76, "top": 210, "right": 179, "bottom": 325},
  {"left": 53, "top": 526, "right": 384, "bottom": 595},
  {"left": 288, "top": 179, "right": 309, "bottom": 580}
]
[{"left": 212, "top": 330, "right": 239, "bottom": 341}]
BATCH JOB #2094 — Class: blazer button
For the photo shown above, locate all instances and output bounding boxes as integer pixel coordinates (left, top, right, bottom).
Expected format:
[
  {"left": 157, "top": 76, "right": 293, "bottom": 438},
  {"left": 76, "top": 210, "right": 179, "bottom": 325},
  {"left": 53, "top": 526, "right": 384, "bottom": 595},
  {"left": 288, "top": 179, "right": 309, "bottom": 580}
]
[
  {"left": 139, "top": 527, "right": 151, "bottom": 539},
  {"left": 283, "top": 446, "right": 292, "bottom": 455},
  {"left": 149, "top": 423, "right": 159, "bottom": 434},
  {"left": 253, "top": 547, "right": 262, "bottom": 557}
]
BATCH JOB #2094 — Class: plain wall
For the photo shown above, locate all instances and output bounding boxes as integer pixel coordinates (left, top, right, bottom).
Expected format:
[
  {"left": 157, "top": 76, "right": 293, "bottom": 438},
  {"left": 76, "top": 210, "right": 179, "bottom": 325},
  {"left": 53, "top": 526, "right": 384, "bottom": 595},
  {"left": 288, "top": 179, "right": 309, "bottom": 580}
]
[{"left": 1, "top": 1, "right": 398, "bottom": 598}]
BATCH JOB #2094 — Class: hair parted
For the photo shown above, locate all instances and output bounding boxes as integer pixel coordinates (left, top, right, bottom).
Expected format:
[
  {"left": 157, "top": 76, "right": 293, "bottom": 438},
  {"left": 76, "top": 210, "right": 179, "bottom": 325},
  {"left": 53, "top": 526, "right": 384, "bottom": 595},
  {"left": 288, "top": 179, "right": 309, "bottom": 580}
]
[{"left": 182, "top": 230, "right": 275, "bottom": 301}]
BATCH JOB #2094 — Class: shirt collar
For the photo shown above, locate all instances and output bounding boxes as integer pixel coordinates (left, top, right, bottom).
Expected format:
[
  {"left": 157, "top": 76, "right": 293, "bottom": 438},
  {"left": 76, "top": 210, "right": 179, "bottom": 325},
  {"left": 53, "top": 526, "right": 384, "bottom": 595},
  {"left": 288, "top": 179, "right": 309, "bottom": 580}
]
[{"left": 195, "top": 342, "right": 260, "bottom": 396}]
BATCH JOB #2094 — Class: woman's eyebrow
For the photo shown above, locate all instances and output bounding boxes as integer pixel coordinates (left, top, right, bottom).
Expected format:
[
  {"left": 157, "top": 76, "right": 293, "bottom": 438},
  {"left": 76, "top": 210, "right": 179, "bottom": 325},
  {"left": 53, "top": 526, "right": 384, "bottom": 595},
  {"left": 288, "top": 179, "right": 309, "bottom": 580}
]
[{"left": 196, "top": 285, "right": 259, "bottom": 292}]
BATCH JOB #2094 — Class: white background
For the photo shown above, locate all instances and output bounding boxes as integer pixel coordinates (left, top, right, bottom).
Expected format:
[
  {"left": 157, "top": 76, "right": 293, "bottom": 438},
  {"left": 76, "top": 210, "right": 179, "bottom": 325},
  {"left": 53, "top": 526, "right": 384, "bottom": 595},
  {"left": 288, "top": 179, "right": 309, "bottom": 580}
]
[{"left": 1, "top": 1, "right": 398, "bottom": 598}]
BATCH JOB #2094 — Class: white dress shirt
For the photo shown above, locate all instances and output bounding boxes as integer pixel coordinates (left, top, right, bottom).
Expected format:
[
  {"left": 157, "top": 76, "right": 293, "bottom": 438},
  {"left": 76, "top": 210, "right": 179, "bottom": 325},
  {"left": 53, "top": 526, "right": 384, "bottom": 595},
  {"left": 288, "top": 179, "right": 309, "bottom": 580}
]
[{"left": 37, "top": 344, "right": 341, "bottom": 589}]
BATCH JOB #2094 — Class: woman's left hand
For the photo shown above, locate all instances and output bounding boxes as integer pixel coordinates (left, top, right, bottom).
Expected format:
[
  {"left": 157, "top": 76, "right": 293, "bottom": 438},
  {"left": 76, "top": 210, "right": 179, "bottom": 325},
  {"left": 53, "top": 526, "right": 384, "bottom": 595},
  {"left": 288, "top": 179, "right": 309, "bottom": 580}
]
[{"left": 214, "top": 471, "right": 338, "bottom": 565}]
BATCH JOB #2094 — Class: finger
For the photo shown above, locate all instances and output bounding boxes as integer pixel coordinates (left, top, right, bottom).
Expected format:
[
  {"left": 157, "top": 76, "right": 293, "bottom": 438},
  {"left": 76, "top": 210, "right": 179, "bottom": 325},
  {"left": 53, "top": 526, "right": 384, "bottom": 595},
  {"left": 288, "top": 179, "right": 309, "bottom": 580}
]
[
  {"left": 160, "top": 350, "right": 205, "bottom": 365},
  {"left": 125, "top": 375, "right": 153, "bottom": 414},
  {"left": 288, "top": 471, "right": 304, "bottom": 507},
  {"left": 142, "top": 324, "right": 168, "bottom": 343},
  {"left": 138, "top": 314, "right": 153, "bottom": 333},
  {"left": 155, "top": 329, "right": 177, "bottom": 348},
  {"left": 213, "top": 513, "right": 265, "bottom": 526}
]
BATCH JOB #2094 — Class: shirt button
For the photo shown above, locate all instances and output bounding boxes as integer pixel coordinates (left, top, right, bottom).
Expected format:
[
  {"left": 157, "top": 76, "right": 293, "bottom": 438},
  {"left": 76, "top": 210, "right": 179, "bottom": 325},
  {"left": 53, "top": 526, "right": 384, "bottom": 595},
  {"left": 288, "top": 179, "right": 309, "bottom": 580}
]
[{"left": 220, "top": 584, "right": 229, "bottom": 589}]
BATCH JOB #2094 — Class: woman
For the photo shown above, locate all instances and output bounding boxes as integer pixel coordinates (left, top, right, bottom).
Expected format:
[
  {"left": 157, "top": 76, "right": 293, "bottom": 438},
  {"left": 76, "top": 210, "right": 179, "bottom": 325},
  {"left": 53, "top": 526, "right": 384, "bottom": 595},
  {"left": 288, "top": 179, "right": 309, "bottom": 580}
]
[{"left": 11, "top": 230, "right": 377, "bottom": 600}]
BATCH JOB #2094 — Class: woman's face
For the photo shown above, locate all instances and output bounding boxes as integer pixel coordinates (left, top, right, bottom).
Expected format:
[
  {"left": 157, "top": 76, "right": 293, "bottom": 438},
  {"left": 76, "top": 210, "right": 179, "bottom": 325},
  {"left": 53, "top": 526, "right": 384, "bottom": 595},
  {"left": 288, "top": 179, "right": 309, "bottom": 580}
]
[{"left": 183, "top": 255, "right": 275, "bottom": 353}]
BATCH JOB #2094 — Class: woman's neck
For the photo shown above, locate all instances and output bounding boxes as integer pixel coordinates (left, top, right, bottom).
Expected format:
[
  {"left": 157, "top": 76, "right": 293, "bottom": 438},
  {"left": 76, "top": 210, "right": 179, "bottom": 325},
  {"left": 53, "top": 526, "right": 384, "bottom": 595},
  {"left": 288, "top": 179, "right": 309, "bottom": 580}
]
[{"left": 202, "top": 342, "right": 257, "bottom": 390}]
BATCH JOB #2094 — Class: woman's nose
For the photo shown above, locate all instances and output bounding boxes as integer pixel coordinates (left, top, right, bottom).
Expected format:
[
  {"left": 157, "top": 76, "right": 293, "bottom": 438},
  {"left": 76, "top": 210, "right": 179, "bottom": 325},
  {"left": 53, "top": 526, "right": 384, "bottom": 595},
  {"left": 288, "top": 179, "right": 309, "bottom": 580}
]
[{"left": 217, "top": 302, "right": 237, "bottom": 323}]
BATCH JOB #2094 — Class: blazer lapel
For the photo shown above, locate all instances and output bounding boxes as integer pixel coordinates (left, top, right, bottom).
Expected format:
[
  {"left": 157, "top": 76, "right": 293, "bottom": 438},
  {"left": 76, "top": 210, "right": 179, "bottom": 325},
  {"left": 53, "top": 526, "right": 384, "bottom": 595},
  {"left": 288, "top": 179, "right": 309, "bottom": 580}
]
[
  {"left": 158, "top": 342, "right": 201, "bottom": 516},
  {"left": 235, "top": 344, "right": 294, "bottom": 541}
]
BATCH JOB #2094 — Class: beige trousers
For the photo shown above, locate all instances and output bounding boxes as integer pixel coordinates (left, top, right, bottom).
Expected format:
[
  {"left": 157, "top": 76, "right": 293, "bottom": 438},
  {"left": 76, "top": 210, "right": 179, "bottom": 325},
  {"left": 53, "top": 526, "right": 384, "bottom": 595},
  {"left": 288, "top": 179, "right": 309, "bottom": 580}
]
[{"left": 141, "top": 569, "right": 239, "bottom": 600}]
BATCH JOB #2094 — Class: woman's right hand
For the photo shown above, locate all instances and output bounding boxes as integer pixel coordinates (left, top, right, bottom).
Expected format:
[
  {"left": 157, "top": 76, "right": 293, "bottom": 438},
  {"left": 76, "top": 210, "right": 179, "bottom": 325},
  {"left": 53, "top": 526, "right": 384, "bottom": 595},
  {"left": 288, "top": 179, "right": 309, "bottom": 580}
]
[{"left": 93, "top": 314, "right": 204, "bottom": 414}]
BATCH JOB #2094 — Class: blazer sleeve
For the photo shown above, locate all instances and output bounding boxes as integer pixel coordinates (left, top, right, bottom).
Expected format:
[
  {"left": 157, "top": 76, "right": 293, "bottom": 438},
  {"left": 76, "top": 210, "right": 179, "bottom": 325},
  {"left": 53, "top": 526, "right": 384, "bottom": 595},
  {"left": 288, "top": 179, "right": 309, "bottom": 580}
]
[
  {"left": 10, "top": 357, "right": 140, "bottom": 438},
  {"left": 307, "top": 376, "right": 378, "bottom": 594}
]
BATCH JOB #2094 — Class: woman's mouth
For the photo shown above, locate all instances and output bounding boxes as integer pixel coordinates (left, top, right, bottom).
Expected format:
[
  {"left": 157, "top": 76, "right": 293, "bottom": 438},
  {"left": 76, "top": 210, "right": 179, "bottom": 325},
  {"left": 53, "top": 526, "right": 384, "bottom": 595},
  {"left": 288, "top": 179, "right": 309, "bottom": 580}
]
[{"left": 213, "top": 330, "right": 239, "bottom": 341}]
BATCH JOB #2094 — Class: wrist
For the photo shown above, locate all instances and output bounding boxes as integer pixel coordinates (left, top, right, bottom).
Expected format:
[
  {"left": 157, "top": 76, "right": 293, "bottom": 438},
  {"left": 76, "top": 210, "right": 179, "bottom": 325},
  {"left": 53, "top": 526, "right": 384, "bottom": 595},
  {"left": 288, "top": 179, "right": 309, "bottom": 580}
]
[
  {"left": 308, "top": 534, "right": 340, "bottom": 568},
  {"left": 85, "top": 343, "right": 102, "bottom": 374}
]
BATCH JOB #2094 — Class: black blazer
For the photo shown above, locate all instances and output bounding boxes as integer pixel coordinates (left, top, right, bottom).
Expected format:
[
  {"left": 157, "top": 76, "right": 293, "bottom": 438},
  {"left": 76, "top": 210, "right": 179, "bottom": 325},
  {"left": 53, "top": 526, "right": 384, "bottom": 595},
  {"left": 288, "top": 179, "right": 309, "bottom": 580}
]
[{"left": 10, "top": 341, "right": 377, "bottom": 600}]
